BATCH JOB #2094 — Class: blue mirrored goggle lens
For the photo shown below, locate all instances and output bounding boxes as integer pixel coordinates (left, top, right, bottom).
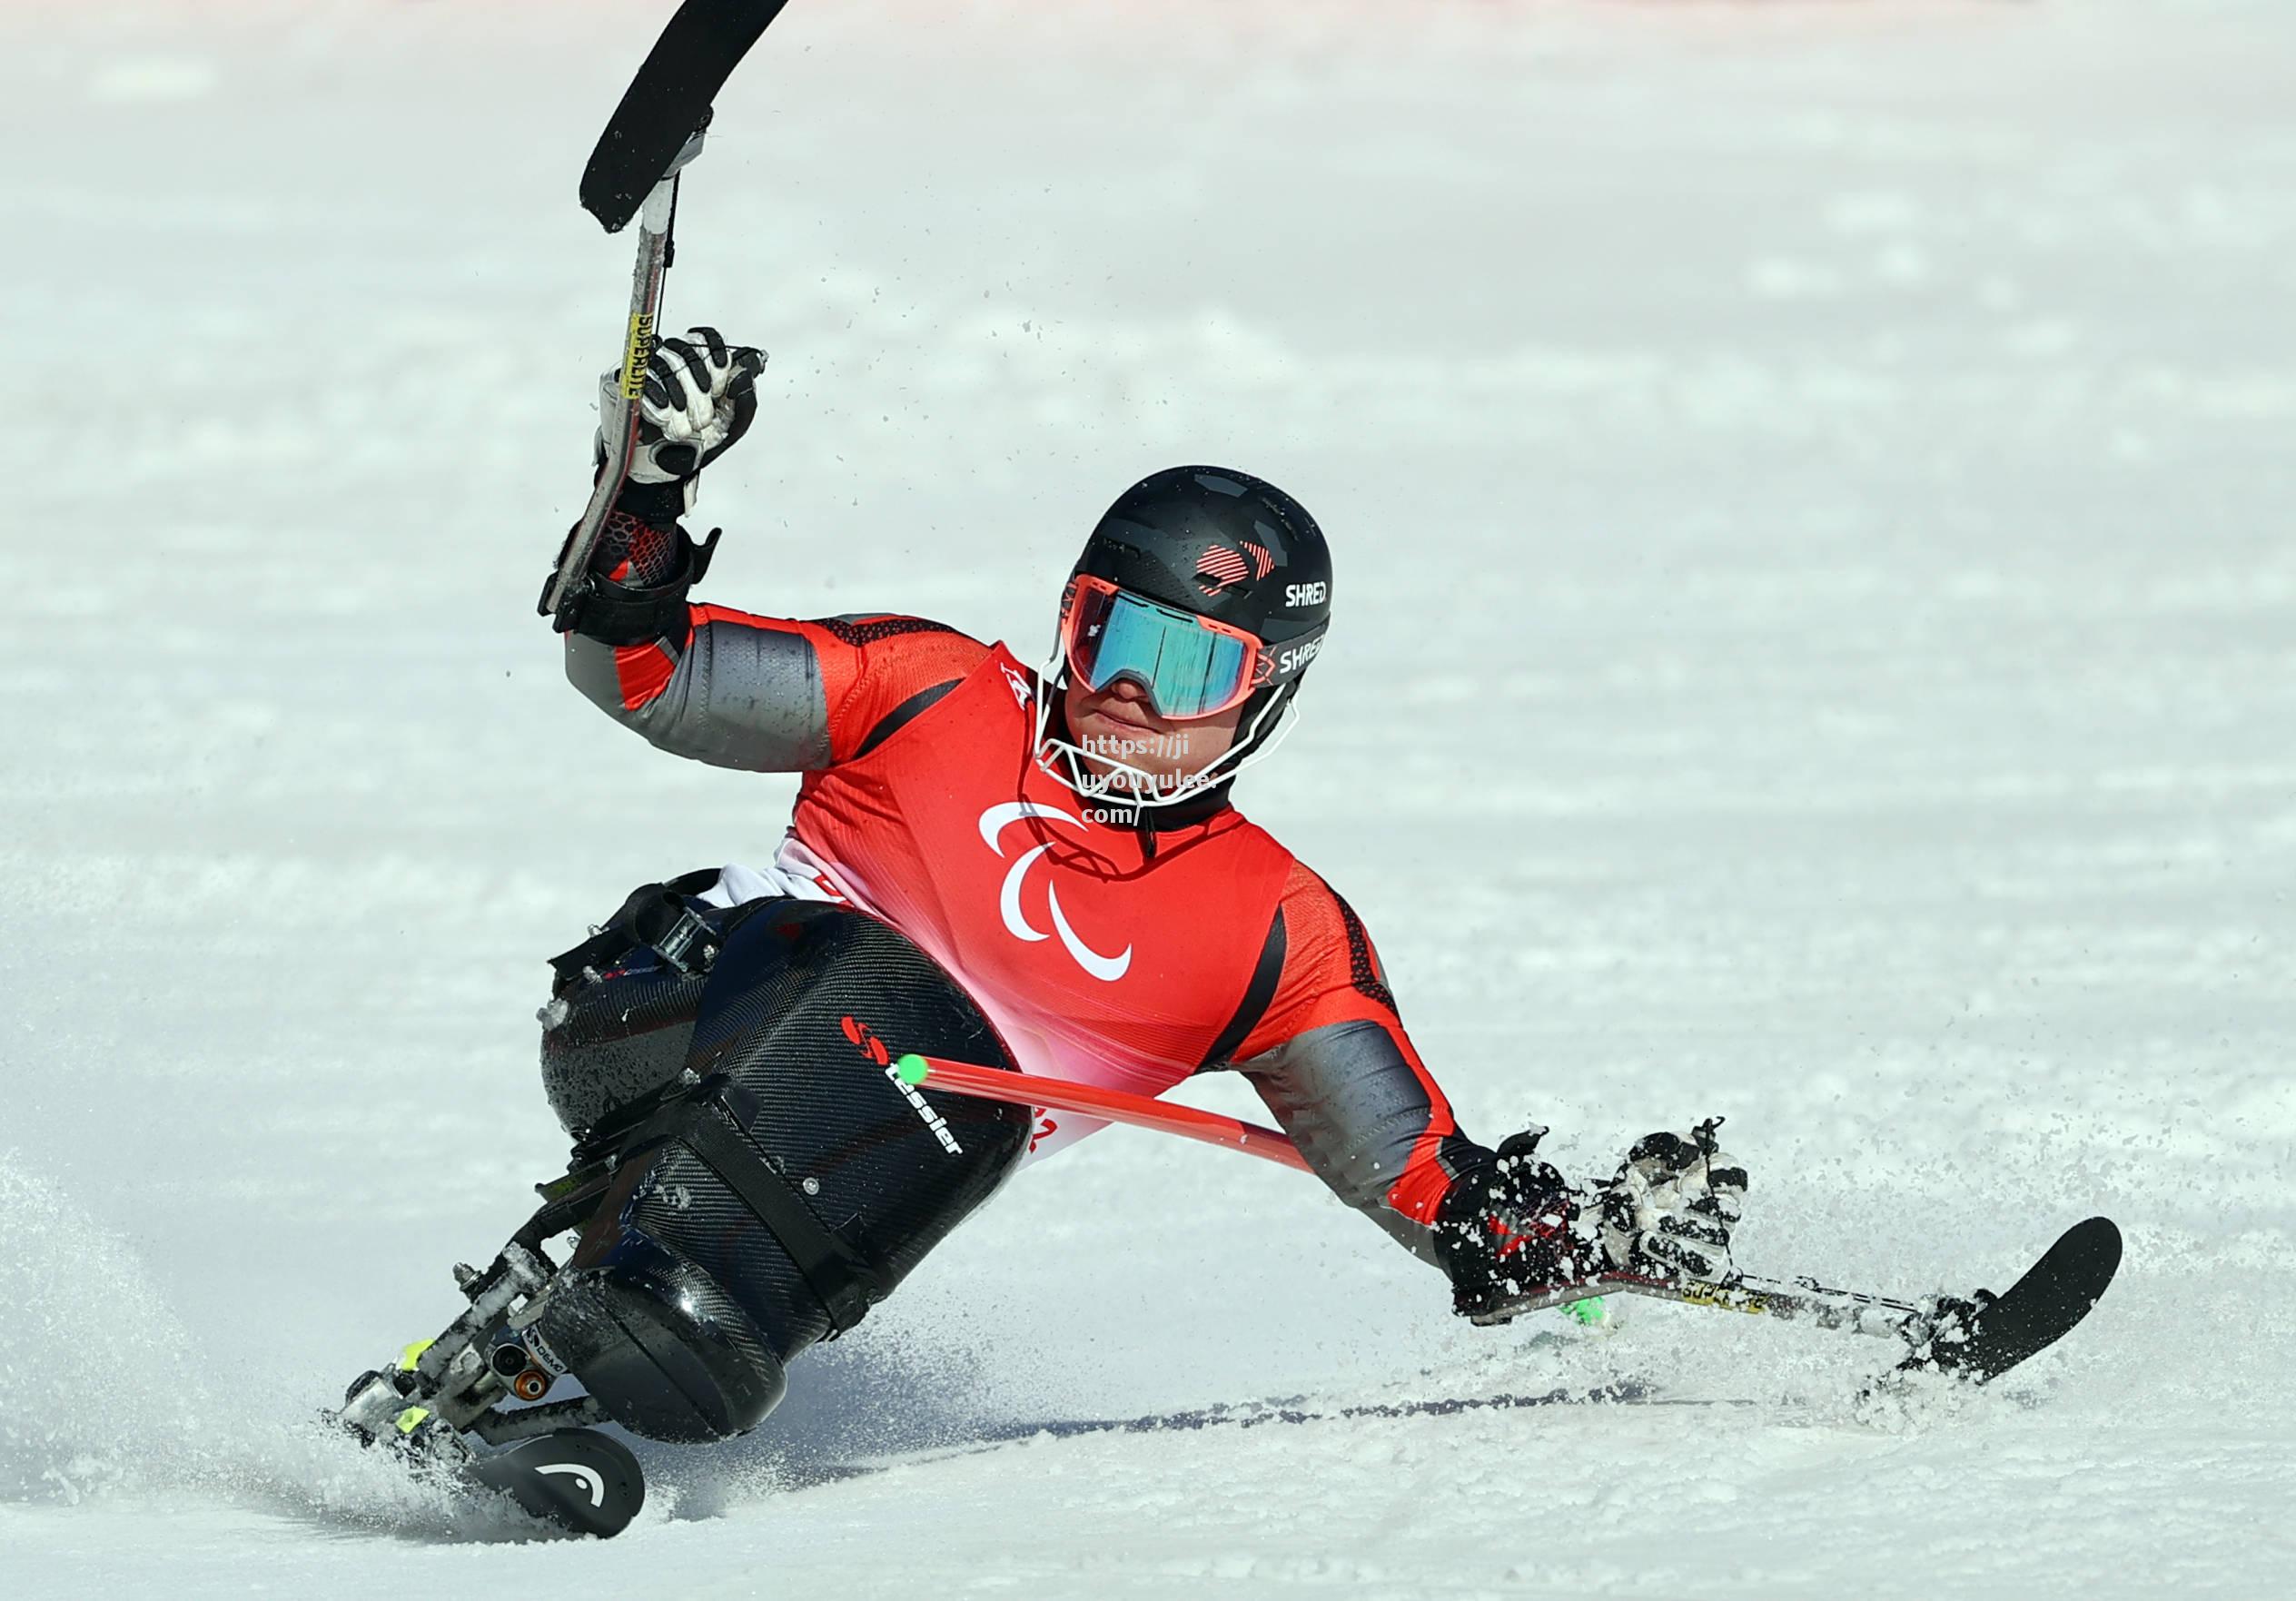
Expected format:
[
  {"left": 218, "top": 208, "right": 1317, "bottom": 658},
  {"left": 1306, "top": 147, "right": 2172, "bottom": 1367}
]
[{"left": 1069, "top": 587, "right": 1252, "bottom": 720}]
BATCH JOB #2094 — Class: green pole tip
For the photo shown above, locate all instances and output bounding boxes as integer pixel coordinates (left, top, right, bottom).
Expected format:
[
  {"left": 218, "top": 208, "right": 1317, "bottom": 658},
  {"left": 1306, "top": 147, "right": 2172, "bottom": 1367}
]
[
  {"left": 1563, "top": 1297, "right": 1608, "bottom": 1326},
  {"left": 896, "top": 1053, "right": 930, "bottom": 1085}
]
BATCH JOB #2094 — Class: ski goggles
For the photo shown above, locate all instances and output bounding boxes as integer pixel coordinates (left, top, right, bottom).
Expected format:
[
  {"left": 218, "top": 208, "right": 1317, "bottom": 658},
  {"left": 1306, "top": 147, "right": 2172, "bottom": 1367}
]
[{"left": 1058, "top": 575, "right": 1272, "bottom": 721}]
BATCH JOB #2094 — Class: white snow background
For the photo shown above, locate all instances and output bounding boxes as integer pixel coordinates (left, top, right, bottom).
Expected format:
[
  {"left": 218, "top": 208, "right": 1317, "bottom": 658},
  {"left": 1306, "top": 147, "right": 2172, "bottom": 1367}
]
[{"left": 3, "top": 0, "right": 2291, "bottom": 1595}]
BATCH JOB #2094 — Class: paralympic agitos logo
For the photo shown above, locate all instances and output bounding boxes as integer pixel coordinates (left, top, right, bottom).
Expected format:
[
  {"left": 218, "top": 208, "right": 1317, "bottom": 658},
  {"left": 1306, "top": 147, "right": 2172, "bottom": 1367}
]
[{"left": 977, "top": 801, "right": 1133, "bottom": 982}]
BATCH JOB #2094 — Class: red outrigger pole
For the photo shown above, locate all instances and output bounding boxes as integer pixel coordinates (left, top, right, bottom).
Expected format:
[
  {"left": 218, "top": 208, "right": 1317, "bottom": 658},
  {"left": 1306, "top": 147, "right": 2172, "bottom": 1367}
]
[{"left": 893, "top": 1053, "right": 1313, "bottom": 1173}]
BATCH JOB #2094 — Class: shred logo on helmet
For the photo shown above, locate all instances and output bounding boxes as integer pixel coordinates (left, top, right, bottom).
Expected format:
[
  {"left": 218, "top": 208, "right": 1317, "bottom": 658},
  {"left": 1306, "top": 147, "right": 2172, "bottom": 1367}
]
[
  {"left": 1277, "top": 637, "right": 1323, "bottom": 677},
  {"left": 1034, "top": 465, "right": 1333, "bottom": 808}
]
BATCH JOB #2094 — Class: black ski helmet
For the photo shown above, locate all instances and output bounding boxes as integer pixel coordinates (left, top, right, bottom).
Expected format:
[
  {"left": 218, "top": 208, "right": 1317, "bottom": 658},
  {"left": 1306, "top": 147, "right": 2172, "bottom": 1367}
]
[{"left": 1064, "top": 465, "right": 1332, "bottom": 749}]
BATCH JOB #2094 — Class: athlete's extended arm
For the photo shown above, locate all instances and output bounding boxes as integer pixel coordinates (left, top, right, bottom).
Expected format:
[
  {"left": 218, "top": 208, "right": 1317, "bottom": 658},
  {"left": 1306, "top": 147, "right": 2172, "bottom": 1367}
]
[
  {"left": 552, "top": 328, "right": 985, "bottom": 769},
  {"left": 1222, "top": 869, "right": 1756, "bottom": 1322},
  {"left": 1217, "top": 866, "right": 1489, "bottom": 1268}
]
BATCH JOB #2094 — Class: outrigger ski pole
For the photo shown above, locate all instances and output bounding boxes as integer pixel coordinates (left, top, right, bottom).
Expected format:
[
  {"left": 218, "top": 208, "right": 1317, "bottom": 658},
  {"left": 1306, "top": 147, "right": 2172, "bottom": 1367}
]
[
  {"left": 539, "top": 0, "right": 794, "bottom": 628},
  {"left": 892, "top": 1052, "right": 2124, "bottom": 1386},
  {"left": 536, "top": 120, "right": 704, "bottom": 628}
]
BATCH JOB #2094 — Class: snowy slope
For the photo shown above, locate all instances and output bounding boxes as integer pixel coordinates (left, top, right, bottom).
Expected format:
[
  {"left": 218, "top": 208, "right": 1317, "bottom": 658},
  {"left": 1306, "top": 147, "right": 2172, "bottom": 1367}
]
[{"left": 3, "top": 0, "right": 2291, "bottom": 1594}]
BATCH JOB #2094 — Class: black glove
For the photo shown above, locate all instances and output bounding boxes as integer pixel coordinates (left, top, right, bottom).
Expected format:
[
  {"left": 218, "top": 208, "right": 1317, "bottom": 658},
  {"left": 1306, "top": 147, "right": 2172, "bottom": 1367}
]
[
  {"left": 1596, "top": 1118, "right": 1747, "bottom": 1285},
  {"left": 1431, "top": 1129, "right": 1601, "bottom": 1322},
  {"left": 599, "top": 326, "right": 766, "bottom": 525}
]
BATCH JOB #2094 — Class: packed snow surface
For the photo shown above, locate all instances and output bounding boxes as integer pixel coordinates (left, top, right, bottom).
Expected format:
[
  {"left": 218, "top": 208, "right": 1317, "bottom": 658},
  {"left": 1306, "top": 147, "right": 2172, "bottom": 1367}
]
[{"left": 4, "top": 0, "right": 2291, "bottom": 1595}]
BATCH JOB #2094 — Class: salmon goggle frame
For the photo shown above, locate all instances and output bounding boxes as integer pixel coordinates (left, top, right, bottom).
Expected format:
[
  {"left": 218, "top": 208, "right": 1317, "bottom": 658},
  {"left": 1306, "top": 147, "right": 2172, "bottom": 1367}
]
[{"left": 1058, "top": 575, "right": 1321, "bottom": 722}]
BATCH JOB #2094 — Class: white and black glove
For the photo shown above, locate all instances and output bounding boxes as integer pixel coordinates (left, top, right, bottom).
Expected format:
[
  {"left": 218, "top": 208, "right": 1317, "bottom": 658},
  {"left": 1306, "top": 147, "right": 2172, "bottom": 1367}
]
[
  {"left": 556, "top": 327, "right": 763, "bottom": 643},
  {"left": 1597, "top": 1118, "right": 1747, "bottom": 1285},
  {"left": 599, "top": 325, "right": 766, "bottom": 524}
]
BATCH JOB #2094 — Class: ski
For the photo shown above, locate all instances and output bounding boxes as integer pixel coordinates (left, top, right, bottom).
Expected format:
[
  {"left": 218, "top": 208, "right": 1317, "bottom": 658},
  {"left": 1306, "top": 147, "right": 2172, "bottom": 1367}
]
[
  {"left": 331, "top": 1178, "right": 643, "bottom": 1537},
  {"left": 466, "top": 1428, "right": 645, "bottom": 1538},
  {"left": 810, "top": 1382, "right": 1666, "bottom": 1483},
  {"left": 960, "top": 1379, "right": 1655, "bottom": 1444}
]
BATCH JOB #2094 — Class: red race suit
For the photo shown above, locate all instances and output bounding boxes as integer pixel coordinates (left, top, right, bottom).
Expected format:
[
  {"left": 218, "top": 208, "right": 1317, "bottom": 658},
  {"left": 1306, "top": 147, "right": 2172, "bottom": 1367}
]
[{"left": 566, "top": 600, "right": 1488, "bottom": 1264}]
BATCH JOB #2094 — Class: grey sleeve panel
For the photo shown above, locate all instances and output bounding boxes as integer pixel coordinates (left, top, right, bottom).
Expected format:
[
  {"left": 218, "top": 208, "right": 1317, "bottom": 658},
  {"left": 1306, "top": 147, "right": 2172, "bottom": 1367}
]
[
  {"left": 1234, "top": 1018, "right": 1449, "bottom": 1271},
  {"left": 562, "top": 617, "right": 834, "bottom": 772}
]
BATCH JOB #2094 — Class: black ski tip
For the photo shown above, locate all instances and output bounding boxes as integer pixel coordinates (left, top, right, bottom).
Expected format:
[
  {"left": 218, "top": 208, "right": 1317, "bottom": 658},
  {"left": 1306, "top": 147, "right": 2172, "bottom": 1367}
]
[
  {"left": 2064, "top": 1215, "right": 2123, "bottom": 1281},
  {"left": 2027, "top": 1215, "right": 2123, "bottom": 1330},
  {"left": 1899, "top": 1215, "right": 2124, "bottom": 1387},
  {"left": 468, "top": 1428, "right": 646, "bottom": 1538},
  {"left": 579, "top": 0, "right": 792, "bottom": 232}
]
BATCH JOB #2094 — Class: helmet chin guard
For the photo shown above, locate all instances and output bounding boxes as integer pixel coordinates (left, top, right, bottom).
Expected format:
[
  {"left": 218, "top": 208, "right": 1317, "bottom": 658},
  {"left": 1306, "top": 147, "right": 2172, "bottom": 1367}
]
[{"left": 1029, "top": 647, "right": 1300, "bottom": 812}]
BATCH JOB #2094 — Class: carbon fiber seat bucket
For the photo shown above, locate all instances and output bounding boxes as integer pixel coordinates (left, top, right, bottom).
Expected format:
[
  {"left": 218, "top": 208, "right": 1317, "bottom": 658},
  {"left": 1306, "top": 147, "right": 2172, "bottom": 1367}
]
[
  {"left": 538, "top": 872, "right": 737, "bottom": 1135},
  {"left": 532, "top": 899, "right": 1029, "bottom": 1442}
]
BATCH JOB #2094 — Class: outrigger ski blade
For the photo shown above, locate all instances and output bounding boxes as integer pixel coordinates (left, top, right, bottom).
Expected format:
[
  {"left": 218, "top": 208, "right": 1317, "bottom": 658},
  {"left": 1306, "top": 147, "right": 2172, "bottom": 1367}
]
[
  {"left": 580, "top": 0, "right": 793, "bottom": 232},
  {"left": 1895, "top": 1215, "right": 2123, "bottom": 1385},
  {"left": 467, "top": 1428, "right": 645, "bottom": 1539}
]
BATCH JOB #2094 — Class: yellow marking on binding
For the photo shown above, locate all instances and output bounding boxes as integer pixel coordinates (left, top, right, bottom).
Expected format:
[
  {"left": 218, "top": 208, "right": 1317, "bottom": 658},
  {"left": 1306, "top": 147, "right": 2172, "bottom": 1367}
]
[
  {"left": 1675, "top": 1284, "right": 1771, "bottom": 1317},
  {"left": 619, "top": 311, "right": 658, "bottom": 400},
  {"left": 394, "top": 1406, "right": 430, "bottom": 1436},
  {"left": 398, "top": 1339, "right": 435, "bottom": 1371}
]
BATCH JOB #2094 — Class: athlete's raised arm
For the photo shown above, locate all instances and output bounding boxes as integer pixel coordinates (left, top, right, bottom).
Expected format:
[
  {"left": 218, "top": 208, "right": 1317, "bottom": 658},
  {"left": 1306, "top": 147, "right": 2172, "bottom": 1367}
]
[{"left": 552, "top": 328, "right": 986, "bottom": 771}]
